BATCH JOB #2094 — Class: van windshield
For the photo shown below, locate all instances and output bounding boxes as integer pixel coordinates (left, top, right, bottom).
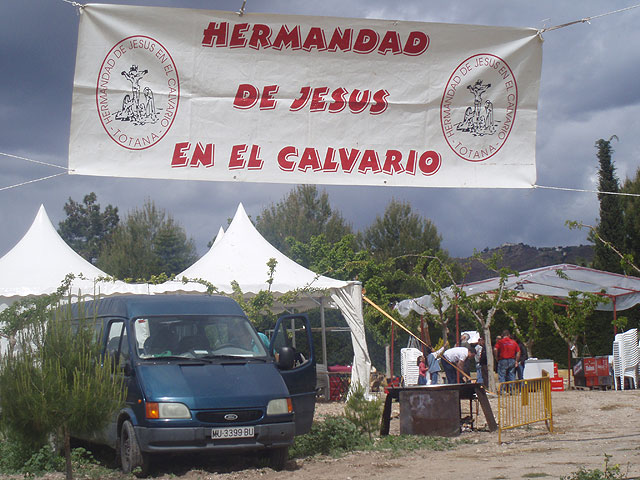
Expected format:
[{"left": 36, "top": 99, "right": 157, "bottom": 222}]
[{"left": 133, "top": 315, "right": 269, "bottom": 360}]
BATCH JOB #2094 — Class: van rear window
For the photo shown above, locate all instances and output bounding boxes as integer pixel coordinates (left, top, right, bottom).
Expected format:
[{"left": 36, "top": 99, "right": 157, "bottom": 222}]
[{"left": 133, "top": 315, "right": 268, "bottom": 360}]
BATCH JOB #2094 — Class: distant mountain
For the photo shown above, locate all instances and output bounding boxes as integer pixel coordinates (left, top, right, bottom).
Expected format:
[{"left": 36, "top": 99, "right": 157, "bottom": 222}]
[{"left": 456, "top": 243, "right": 594, "bottom": 283}]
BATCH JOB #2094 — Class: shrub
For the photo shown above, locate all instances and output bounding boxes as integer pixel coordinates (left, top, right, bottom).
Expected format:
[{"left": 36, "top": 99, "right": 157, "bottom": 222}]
[
  {"left": 344, "top": 383, "right": 384, "bottom": 441},
  {"left": 291, "top": 415, "right": 366, "bottom": 458},
  {"left": 561, "top": 455, "right": 624, "bottom": 480}
]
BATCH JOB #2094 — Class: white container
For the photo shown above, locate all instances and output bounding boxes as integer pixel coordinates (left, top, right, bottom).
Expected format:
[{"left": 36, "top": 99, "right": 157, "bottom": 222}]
[
  {"left": 523, "top": 358, "right": 554, "bottom": 379},
  {"left": 401, "top": 347, "right": 422, "bottom": 386}
]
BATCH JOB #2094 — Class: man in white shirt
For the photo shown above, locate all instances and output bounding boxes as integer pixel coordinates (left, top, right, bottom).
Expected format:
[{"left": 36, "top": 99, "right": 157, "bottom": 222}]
[{"left": 442, "top": 346, "right": 475, "bottom": 384}]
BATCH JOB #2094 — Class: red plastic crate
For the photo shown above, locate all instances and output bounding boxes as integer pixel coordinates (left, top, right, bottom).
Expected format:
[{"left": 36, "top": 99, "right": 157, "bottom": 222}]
[
  {"left": 583, "top": 358, "right": 597, "bottom": 376},
  {"left": 585, "top": 376, "right": 597, "bottom": 387},
  {"left": 550, "top": 376, "right": 564, "bottom": 391},
  {"left": 596, "top": 357, "right": 609, "bottom": 377}
]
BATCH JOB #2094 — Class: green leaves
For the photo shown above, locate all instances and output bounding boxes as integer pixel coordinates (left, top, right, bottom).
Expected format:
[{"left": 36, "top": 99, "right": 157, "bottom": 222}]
[
  {"left": 97, "top": 199, "right": 197, "bottom": 279},
  {"left": 0, "top": 297, "right": 125, "bottom": 479}
]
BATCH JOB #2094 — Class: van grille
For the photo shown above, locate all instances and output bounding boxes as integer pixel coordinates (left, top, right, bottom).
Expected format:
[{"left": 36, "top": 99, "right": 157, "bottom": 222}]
[{"left": 196, "top": 409, "right": 263, "bottom": 424}]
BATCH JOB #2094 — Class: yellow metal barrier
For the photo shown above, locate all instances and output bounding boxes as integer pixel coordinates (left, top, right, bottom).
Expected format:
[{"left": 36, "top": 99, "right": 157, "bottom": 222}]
[{"left": 497, "top": 376, "right": 553, "bottom": 443}]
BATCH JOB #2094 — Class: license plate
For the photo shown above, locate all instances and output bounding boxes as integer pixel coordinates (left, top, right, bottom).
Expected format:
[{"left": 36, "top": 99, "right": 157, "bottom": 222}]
[{"left": 211, "top": 426, "right": 255, "bottom": 439}]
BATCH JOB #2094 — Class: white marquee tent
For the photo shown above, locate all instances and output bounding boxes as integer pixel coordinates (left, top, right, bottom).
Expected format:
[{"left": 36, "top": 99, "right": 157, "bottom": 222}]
[
  {"left": 0, "top": 205, "right": 205, "bottom": 353},
  {"left": 178, "top": 203, "right": 372, "bottom": 392}
]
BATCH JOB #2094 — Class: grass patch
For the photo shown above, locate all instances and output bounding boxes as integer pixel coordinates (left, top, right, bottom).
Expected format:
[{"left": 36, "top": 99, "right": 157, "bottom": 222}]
[
  {"left": 368, "top": 434, "right": 456, "bottom": 453},
  {"left": 522, "top": 473, "right": 550, "bottom": 478}
]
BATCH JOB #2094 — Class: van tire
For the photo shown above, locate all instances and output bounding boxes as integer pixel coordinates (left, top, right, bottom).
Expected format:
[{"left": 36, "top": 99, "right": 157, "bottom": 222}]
[
  {"left": 120, "top": 420, "right": 149, "bottom": 477},
  {"left": 268, "top": 446, "right": 288, "bottom": 471}
]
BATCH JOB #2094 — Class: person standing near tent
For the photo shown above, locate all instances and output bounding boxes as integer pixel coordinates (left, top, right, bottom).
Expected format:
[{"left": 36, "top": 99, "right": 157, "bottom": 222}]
[
  {"left": 516, "top": 338, "right": 528, "bottom": 380},
  {"left": 494, "top": 330, "right": 520, "bottom": 383},
  {"left": 425, "top": 345, "right": 444, "bottom": 384},
  {"left": 442, "top": 346, "right": 475, "bottom": 384},
  {"left": 475, "top": 337, "right": 488, "bottom": 387},
  {"left": 417, "top": 355, "right": 428, "bottom": 385}
]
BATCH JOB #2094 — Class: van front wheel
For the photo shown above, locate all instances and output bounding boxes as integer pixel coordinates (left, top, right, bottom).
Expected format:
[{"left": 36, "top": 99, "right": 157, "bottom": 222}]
[
  {"left": 268, "top": 446, "right": 288, "bottom": 471},
  {"left": 120, "top": 420, "right": 150, "bottom": 476}
]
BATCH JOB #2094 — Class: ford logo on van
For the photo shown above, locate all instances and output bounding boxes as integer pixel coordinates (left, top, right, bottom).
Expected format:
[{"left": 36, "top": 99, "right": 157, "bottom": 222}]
[{"left": 224, "top": 414, "right": 239, "bottom": 421}]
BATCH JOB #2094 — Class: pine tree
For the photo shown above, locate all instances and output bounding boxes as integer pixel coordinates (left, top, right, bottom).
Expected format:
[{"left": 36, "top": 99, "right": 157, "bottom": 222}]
[
  {"left": 0, "top": 299, "right": 125, "bottom": 480},
  {"left": 592, "top": 137, "right": 625, "bottom": 273}
]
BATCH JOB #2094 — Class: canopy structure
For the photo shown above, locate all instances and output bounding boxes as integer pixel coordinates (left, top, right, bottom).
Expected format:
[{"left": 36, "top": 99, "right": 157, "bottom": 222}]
[
  {"left": 0, "top": 205, "right": 206, "bottom": 355},
  {"left": 0, "top": 205, "right": 205, "bottom": 308},
  {"left": 396, "top": 264, "right": 640, "bottom": 318},
  {"left": 179, "top": 203, "right": 371, "bottom": 392}
]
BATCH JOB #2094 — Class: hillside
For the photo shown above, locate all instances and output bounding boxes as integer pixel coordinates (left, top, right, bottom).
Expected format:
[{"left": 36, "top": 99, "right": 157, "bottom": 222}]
[{"left": 457, "top": 243, "right": 594, "bottom": 283}]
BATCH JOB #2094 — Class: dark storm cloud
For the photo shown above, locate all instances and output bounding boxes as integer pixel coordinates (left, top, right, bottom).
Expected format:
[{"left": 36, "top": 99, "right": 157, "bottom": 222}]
[{"left": 1, "top": 0, "right": 639, "bottom": 261}]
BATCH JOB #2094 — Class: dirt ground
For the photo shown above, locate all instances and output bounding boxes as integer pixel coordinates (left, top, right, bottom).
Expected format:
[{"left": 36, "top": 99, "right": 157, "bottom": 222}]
[
  {"left": 5, "top": 387, "right": 640, "bottom": 480},
  {"left": 218, "top": 388, "right": 640, "bottom": 480}
]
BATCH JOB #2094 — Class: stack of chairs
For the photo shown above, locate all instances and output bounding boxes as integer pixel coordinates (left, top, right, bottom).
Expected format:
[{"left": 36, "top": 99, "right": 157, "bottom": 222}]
[
  {"left": 400, "top": 347, "right": 422, "bottom": 386},
  {"left": 612, "top": 328, "right": 639, "bottom": 390}
]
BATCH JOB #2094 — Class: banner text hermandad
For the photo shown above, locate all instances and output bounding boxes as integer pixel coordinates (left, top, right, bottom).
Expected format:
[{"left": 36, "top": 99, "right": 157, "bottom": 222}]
[{"left": 69, "top": 4, "right": 542, "bottom": 188}]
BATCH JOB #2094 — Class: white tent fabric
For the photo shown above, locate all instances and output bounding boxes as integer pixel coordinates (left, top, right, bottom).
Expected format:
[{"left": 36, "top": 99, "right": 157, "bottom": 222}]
[
  {"left": 396, "top": 264, "right": 640, "bottom": 317},
  {"left": 178, "top": 203, "right": 371, "bottom": 391},
  {"left": 0, "top": 205, "right": 206, "bottom": 355},
  {"left": 0, "top": 205, "right": 206, "bottom": 308}
]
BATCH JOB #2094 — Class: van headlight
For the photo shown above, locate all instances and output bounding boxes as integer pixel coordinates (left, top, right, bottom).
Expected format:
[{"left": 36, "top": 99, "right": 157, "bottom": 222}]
[
  {"left": 266, "top": 398, "right": 293, "bottom": 415},
  {"left": 145, "top": 402, "right": 191, "bottom": 419}
]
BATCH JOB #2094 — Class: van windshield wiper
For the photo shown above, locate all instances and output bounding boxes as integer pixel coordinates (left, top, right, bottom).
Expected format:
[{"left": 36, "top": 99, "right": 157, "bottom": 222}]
[
  {"left": 201, "top": 354, "right": 255, "bottom": 362},
  {"left": 143, "top": 355, "right": 211, "bottom": 363}
]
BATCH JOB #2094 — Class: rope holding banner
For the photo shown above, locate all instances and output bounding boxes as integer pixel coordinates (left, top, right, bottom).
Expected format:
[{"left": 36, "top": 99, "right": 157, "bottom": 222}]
[
  {"left": 61, "top": 0, "right": 85, "bottom": 14},
  {"left": 237, "top": 0, "right": 247, "bottom": 17},
  {"left": 537, "top": 3, "right": 640, "bottom": 37}
]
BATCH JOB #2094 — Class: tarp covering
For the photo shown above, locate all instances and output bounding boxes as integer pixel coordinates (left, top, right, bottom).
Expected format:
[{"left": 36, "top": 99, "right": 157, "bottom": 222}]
[
  {"left": 396, "top": 264, "right": 640, "bottom": 317},
  {"left": 178, "top": 203, "right": 372, "bottom": 390},
  {"left": 70, "top": 4, "right": 542, "bottom": 188}
]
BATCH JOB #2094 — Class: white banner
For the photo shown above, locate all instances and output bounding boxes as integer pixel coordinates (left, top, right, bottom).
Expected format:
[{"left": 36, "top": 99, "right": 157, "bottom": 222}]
[{"left": 69, "top": 4, "right": 542, "bottom": 188}]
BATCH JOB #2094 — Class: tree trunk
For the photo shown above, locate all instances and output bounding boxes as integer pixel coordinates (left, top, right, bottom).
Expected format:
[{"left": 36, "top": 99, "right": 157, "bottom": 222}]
[
  {"left": 64, "top": 425, "right": 73, "bottom": 480},
  {"left": 483, "top": 326, "right": 497, "bottom": 392},
  {"left": 440, "top": 322, "right": 449, "bottom": 347}
]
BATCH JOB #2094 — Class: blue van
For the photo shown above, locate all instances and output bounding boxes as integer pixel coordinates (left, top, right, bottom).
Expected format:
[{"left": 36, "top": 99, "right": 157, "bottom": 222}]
[{"left": 71, "top": 295, "right": 316, "bottom": 474}]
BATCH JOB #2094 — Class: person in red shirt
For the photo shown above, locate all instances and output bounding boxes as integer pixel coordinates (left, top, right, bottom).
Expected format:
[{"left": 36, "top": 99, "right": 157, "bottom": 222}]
[{"left": 493, "top": 330, "right": 521, "bottom": 383}]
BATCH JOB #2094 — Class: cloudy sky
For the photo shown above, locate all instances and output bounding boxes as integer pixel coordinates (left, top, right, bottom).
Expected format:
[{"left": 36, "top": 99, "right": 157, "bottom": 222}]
[{"left": 1, "top": 0, "right": 639, "bottom": 261}]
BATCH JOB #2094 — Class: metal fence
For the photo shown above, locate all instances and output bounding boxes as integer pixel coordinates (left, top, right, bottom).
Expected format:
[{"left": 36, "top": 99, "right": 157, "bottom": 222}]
[{"left": 497, "top": 376, "right": 554, "bottom": 443}]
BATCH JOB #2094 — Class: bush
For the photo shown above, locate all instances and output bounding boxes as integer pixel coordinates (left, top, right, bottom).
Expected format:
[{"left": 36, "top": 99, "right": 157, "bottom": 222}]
[
  {"left": 561, "top": 455, "right": 625, "bottom": 480},
  {"left": 0, "top": 437, "right": 63, "bottom": 476},
  {"left": 291, "top": 415, "right": 366, "bottom": 458},
  {"left": 344, "top": 383, "right": 384, "bottom": 441}
]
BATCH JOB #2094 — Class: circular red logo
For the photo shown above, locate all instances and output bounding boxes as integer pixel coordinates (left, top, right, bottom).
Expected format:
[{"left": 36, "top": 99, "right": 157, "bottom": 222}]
[
  {"left": 96, "top": 35, "right": 179, "bottom": 150},
  {"left": 440, "top": 54, "right": 517, "bottom": 162}
]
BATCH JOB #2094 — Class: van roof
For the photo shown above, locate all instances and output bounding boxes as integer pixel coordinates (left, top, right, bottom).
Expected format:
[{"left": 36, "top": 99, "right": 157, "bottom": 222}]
[{"left": 71, "top": 294, "right": 246, "bottom": 319}]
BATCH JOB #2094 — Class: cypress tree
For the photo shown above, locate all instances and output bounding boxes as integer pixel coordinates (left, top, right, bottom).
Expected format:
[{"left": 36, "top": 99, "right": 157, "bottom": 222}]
[{"left": 592, "top": 137, "right": 625, "bottom": 273}]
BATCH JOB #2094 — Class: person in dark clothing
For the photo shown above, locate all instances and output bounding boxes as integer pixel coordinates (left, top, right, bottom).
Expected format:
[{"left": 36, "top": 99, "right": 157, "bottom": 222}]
[
  {"left": 516, "top": 339, "right": 528, "bottom": 380},
  {"left": 477, "top": 337, "right": 488, "bottom": 387}
]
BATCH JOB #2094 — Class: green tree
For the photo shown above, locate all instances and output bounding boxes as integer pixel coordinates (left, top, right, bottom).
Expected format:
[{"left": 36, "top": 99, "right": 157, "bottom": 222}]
[
  {"left": 449, "top": 253, "right": 518, "bottom": 391},
  {"left": 360, "top": 199, "right": 441, "bottom": 267},
  {"left": 403, "top": 251, "right": 466, "bottom": 345},
  {"left": 0, "top": 299, "right": 125, "bottom": 480},
  {"left": 57, "top": 193, "right": 119, "bottom": 265},
  {"left": 621, "top": 168, "right": 640, "bottom": 268},
  {"left": 593, "top": 137, "right": 625, "bottom": 273},
  {"left": 255, "top": 185, "right": 352, "bottom": 255},
  {"left": 530, "top": 291, "right": 606, "bottom": 359},
  {"left": 98, "top": 200, "right": 197, "bottom": 280}
]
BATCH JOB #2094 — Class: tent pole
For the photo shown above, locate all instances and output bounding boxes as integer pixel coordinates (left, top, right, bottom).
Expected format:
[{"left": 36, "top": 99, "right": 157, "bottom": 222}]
[
  {"left": 613, "top": 297, "right": 618, "bottom": 335},
  {"left": 567, "top": 344, "right": 572, "bottom": 390},
  {"left": 391, "top": 323, "right": 395, "bottom": 379},
  {"left": 320, "top": 297, "right": 328, "bottom": 366}
]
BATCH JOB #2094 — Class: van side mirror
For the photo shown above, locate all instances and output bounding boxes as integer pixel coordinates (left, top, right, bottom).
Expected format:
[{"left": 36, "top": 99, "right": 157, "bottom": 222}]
[
  {"left": 122, "top": 362, "right": 133, "bottom": 376},
  {"left": 276, "top": 346, "right": 295, "bottom": 370}
]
